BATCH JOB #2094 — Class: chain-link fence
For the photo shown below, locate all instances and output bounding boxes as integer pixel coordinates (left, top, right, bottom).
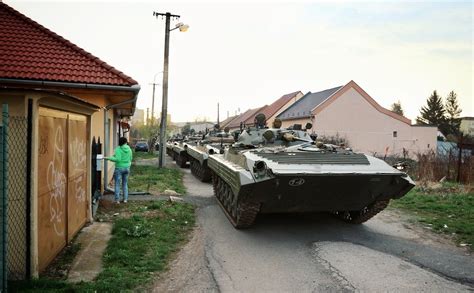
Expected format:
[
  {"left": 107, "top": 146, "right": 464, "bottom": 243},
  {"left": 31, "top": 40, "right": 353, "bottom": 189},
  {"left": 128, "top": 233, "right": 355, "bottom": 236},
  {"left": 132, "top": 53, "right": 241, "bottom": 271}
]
[
  {"left": 7, "top": 115, "right": 28, "bottom": 281},
  {"left": 0, "top": 103, "right": 29, "bottom": 290},
  {"left": 1, "top": 104, "right": 9, "bottom": 293}
]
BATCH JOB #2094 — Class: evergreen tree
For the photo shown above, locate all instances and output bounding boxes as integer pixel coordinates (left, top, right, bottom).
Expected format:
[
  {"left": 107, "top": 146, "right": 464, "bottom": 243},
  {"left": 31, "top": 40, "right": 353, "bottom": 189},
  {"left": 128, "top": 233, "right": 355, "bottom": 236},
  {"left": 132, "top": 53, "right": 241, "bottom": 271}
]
[
  {"left": 416, "top": 90, "right": 448, "bottom": 134},
  {"left": 445, "top": 91, "right": 462, "bottom": 135},
  {"left": 390, "top": 100, "right": 404, "bottom": 116}
]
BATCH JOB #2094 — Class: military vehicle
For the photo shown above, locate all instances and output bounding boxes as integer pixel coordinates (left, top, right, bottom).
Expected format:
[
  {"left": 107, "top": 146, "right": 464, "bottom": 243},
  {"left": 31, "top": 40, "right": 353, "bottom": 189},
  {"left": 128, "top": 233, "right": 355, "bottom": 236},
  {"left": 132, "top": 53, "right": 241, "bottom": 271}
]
[
  {"left": 186, "top": 129, "right": 234, "bottom": 182},
  {"left": 208, "top": 114, "right": 415, "bottom": 228},
  {"left": 166, "top": 134, "right": 184, "bottom": 158},
  {"left": 170, "top": 139, "right": 196, "bottom": 168}
]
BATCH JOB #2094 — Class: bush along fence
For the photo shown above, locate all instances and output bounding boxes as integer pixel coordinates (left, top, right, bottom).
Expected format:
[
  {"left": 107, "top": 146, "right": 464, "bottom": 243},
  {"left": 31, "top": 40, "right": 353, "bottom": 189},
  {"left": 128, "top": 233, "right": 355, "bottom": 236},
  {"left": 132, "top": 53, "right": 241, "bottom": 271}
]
[{"left": 415, "top": 148, "right": 473, "bottom": 184}]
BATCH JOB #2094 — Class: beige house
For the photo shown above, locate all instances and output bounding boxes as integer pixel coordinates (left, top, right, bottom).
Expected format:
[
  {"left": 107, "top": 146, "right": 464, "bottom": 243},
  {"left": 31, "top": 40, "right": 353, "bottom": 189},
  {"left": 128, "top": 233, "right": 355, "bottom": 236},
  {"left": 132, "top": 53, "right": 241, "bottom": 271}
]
[
  {"left": 277, "top": 81, "right": 437, "bottom": 158},
  {"left": 0, "top": 2, "right": 139, "bottom": 278},
  {"left": 460, "top": 117, "right": 474, "bottom": 137},
  {"left": 243, "top": 91, "right": 303, "bottom": 128},
  {"left": 225, "top": 91, "right": 303, "bottom": 132}
]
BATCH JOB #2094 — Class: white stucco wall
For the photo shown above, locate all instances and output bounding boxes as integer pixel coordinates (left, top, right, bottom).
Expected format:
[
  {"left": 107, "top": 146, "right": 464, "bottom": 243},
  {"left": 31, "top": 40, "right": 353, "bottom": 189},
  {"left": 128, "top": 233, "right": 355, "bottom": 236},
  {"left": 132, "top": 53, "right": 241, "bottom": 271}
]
[
  {"left": 312, "top": 87, "right": 437, "bottom": 158},
  {"left": 460, "top": 119, "right": 474, "bottom": 137}
]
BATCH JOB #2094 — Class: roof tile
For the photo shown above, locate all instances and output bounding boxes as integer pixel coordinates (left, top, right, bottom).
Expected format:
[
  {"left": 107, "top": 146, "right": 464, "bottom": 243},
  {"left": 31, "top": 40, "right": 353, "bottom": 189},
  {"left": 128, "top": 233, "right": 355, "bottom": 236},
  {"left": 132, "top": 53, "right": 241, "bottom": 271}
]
[
  {"left": 244, "top": 91, "right": 302, "bottom": 125},
  {"left": 0, "top": 2, "right": 138, "bottom": 86},
  {"left": 277, "top": 86, "right": 342, "bottom": 121}
]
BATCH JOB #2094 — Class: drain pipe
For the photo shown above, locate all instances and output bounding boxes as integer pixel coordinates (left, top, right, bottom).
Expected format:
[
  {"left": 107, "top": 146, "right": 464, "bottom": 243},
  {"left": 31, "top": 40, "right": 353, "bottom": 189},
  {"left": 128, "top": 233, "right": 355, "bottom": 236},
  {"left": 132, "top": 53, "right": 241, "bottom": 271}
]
[{"left": 103, "top": 85, "right": 140, "bottom": 192}]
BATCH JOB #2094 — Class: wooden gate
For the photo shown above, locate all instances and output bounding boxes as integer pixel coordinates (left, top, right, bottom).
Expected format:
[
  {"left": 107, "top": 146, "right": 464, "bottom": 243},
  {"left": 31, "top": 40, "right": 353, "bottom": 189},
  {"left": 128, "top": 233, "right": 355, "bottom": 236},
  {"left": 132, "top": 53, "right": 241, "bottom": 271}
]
[{"left": 37, "top": 108, "right": 88, "bottom": 271}]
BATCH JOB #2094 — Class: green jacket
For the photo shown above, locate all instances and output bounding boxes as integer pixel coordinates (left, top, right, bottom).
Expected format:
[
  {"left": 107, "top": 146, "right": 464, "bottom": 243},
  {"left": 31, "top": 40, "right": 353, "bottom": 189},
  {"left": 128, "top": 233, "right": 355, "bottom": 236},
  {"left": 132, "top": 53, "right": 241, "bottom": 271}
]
[{"left": 107, "top": 144, "right": 132, "bottom": 168}]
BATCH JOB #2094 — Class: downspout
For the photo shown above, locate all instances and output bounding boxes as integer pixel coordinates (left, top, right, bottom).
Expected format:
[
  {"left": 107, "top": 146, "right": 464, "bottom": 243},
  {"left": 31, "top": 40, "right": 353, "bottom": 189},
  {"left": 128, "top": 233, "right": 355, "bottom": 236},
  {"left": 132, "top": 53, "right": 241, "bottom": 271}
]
[{"left": 103, "top": 86, "right": 140, "bottom": 192}]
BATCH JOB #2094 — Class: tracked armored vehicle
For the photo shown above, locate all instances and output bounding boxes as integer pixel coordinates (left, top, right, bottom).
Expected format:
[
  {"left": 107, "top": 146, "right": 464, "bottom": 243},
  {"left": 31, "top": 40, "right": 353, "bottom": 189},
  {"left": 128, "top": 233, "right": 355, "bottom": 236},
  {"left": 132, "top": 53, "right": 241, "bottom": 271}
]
[
  {"left": 186, "top": 130, "right": 235, "bottom": 182},
  {"left": 208, "top": 115, "right": 415, "bottom": 228},
  {"left": 169, "top": 135, "right": 202, "bottom": 168}
]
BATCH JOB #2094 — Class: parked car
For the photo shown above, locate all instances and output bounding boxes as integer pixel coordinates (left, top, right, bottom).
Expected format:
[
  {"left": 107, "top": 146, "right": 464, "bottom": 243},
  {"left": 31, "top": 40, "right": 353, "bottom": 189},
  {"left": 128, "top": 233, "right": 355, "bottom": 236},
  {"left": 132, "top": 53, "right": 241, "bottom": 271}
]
[{"left": 135, "top": 141, "right": 149, "bottom": 152}]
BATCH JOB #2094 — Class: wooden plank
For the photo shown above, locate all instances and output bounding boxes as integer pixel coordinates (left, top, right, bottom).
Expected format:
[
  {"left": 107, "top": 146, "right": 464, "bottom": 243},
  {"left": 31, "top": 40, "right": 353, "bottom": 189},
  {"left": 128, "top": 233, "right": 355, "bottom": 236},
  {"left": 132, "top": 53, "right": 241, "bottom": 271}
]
[
  {"left": 37, "top": 113, "right": 67, "bottom": 272},
  {"left": 67, "top": 117, "right": 88, "bottom": 240}
]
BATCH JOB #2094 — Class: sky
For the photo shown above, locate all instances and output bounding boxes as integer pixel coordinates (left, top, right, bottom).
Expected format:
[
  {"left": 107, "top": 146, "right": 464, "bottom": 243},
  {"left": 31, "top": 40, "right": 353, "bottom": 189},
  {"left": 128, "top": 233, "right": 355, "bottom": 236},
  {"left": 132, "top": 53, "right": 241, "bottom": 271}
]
[{"left": 5, "top": 0, "right": 473, "bottom": 123}]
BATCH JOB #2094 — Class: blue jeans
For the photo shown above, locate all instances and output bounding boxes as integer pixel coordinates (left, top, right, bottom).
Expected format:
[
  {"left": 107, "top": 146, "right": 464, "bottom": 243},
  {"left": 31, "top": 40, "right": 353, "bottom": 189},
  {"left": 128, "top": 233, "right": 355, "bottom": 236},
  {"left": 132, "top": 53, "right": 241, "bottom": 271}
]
[{"left": 114, "top": 167, "right": 130, "bottom": 202}]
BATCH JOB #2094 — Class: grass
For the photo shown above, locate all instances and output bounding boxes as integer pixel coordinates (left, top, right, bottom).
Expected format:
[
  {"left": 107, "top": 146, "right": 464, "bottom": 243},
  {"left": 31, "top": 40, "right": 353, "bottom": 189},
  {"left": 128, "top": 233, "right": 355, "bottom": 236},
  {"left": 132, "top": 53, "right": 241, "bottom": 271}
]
[
  {"left": 10, "top": 200, "right": 195, "bottom": 292},
  {"left": 133, "top": 150, "right": 157, "bottom": 160},
  {"left": 390, "top": 181, "right": 473, "bottom": 249},
  {"left": 128, "top": 164, "right": 186, "bottom": 195}
]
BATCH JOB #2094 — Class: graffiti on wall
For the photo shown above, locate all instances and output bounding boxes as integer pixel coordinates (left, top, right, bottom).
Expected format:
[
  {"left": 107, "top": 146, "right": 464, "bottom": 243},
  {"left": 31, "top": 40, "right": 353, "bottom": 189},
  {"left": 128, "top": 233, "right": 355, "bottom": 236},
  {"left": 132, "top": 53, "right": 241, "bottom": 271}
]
[
  {"left": 46, "top": 126, "right": 66, "bottom": 236},
  {"left": 70, "top": 137, "right": 86, "bottom": 204}
]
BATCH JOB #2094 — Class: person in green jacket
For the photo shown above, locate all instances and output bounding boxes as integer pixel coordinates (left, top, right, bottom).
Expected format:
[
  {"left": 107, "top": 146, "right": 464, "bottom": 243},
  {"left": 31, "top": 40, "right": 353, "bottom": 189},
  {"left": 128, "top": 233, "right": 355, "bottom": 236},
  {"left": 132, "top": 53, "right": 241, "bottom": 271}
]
[{"left": 105, "top": 137, "right": 133, "bottom": 203}]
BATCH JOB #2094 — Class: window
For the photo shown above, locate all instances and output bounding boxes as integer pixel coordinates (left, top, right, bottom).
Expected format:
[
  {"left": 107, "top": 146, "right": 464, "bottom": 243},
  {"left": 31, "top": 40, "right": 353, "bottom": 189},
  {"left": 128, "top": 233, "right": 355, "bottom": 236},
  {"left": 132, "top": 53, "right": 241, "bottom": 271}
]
[{"left": 393, "top": 131, "right": 397, "bottom": 138}]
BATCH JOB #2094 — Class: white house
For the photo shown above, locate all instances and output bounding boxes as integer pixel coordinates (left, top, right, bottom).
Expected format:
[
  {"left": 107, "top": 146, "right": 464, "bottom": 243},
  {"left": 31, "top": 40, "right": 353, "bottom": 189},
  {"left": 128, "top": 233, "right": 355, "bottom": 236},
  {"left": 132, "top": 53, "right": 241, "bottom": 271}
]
[{"left": 277, "top": 80, "right": 437, "bottom": 158}]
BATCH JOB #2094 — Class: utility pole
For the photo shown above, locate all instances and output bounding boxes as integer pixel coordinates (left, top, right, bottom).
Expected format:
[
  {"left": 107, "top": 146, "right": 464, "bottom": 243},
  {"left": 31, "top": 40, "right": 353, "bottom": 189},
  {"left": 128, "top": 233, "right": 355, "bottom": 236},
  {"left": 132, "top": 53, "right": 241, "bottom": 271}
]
[
  {"left": 153, "top": 11, "right": 188, "bottom": 167},
  {"left": 217, "top": 102, "right": 220, "bottom": 128},
  {"left": 146, "top": 108, "right": 149, "bottom": 125},
  {"left": 155, "top": 12, "right": 179, "bottom": 167},
  {"left": 150, "top": 82, "right": 159, "bottom": 125}
]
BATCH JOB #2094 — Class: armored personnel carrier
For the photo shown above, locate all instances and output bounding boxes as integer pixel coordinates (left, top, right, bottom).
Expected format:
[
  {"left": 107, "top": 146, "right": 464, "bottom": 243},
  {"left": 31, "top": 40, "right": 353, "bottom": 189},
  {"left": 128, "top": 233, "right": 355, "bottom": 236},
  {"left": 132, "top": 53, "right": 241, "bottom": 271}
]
[
  {"left": 186, "top": 129, "right": 235, "bottom": 182},
  {"left": 169, "top": 135, "right": 202, "bottom": 168},
  {"left": 208, "top": 114, "right": 415, "bottom": 228}
]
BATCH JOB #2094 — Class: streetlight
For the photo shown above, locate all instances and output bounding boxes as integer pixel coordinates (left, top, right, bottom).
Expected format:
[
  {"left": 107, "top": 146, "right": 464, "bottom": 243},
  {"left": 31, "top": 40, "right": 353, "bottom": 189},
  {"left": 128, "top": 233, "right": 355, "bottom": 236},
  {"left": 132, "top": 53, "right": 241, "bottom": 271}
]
[{"left": 153, "top": 11, "right": 189, "bottom": 168}]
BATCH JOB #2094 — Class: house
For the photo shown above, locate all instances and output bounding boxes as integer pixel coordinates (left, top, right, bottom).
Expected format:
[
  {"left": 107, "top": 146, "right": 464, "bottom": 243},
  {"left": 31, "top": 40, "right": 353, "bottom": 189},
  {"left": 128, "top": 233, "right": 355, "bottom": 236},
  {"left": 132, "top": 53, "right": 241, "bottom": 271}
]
[
  {"left": 173, "top": 121, "right": 215, "bottom": 134},
  {"left": 276, "top": 81, "right": 437, "bottom": 157},
  {"left": 460, "top": 117, "right": 474, "bottom": 137},
  {"left": 219, "top": 115, "right": 238, "bottom": 129},
  {"left": 0, "top": 2, "right": 139, "bottom": 278},
  {"left": 242, "top": 91, "right": 303, "bottom": 128},
  {"left": 226, "top": 106, "right": 266, "bottom": 131},
  {"left": 277, "top": 87, "right": 341, "bottom": 124}
]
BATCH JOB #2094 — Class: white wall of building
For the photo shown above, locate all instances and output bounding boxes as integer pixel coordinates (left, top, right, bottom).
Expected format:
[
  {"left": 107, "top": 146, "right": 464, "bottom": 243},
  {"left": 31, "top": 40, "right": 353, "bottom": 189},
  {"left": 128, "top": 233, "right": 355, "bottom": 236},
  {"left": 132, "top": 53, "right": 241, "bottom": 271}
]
[{"left": 312, "top": 87, "right": 437, "bottom": 158}]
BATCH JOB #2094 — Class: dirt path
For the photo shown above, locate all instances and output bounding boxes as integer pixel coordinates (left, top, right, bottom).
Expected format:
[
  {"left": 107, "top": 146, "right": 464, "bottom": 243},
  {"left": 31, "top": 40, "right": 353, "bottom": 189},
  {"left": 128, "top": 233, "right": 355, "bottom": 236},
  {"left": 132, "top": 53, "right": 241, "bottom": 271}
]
[{"left": 152, "top": 163, "right": 473, "bottom": 292}]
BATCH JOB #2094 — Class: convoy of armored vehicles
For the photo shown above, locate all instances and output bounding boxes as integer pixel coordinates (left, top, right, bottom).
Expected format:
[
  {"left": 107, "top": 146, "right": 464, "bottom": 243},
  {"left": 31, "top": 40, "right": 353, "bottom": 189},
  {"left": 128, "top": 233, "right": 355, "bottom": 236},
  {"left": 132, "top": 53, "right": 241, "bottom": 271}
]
[{"left": 165, "top": 114, "right": 415, "bottom": 229}]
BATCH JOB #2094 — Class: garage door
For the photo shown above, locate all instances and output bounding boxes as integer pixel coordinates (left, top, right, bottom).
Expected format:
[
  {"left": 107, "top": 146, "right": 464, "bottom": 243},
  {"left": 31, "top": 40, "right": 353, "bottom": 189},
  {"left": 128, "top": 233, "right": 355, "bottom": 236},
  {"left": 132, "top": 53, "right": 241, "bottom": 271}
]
[{"left": 37, "top": 107, "right": 89, "bottom": 272}]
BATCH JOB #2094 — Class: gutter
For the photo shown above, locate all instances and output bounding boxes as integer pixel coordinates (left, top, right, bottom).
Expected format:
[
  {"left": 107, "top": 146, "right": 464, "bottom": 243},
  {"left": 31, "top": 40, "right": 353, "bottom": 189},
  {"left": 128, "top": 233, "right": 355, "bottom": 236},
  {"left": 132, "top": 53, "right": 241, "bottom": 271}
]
[{"left": 0, "top": 78, "right": 140, "bottom": 92}]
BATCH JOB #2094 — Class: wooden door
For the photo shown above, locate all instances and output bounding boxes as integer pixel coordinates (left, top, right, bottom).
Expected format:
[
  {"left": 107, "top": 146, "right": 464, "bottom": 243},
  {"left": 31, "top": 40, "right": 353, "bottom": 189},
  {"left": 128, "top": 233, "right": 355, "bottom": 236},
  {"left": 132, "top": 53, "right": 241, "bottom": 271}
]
[
  {"left": 38, "top": 108, "right": 68, "bottom": 271},
  {"left": 67, "top": 114, "right": 88, "bottom": 240},
  {"left": 37, "top": 108, "right": 89, "bottom": 272}
]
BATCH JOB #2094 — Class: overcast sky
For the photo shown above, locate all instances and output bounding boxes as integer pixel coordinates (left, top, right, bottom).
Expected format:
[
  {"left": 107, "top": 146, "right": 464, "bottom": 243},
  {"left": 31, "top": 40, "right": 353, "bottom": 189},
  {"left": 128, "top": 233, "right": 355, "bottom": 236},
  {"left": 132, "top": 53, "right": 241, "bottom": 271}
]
[{"left": 6, "top": 0, "right": 473, "bottom": 122}]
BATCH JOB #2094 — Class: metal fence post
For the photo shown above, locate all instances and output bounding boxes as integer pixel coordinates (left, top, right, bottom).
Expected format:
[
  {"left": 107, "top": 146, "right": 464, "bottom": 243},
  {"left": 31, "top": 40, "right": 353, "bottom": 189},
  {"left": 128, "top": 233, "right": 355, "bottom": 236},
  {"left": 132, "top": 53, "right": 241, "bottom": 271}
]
[{"left": 1, "top": 104, "right": 9, "bottom": 292}]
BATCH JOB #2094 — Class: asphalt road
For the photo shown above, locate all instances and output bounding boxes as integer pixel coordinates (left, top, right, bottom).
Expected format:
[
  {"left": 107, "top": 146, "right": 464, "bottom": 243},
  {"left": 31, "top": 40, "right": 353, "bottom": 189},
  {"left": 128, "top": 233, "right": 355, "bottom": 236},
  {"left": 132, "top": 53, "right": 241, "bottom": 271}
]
[{"left": 153, "top": 164, "right": 474, "bottom": 292}]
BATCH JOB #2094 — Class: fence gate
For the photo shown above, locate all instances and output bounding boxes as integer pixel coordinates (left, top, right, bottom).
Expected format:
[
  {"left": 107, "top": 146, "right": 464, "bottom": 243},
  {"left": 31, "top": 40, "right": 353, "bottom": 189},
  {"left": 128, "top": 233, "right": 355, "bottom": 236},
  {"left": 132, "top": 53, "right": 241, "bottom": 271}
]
[{"left": 37, "top": 107, "right": 88, "bottom": 272}]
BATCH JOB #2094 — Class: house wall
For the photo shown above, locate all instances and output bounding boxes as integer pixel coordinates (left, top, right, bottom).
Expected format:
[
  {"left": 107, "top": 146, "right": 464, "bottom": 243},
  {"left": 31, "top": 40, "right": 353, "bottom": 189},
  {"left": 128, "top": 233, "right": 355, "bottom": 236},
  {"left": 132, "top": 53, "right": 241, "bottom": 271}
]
[
  {"left": 311, "top": 87, "right": 437, "bottom": 157},
  {"left": 0, "top": 92, "right": 99, "bottom": 277},
  {"left": 267, "top": 92, "right": 304, "bottom": 127},
  {"left": 460, "top": 119, "right": 474, "bottom": 137},
  {"left": 57, "top": 90, "right": 121, "bottom": 189},
  {"left": 280, "top": 117, "right": 312, "bottom": 130}
]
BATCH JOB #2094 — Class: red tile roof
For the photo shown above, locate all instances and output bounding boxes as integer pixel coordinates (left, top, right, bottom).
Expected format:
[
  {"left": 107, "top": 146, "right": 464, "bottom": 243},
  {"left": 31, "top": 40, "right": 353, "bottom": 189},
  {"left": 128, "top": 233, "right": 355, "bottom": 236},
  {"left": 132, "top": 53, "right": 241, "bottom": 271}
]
[
  {"left": 219, "top": 115, "right": 238, "bottom": 128},
  {"left": 227, "top": 106, "right": 267, "bottom": 129},
  {"left": 244, "top": 91, "right": 302, "bottom": 125},
  {"left": 0, "top": 2, "right": 138, "bottom": 86}
]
